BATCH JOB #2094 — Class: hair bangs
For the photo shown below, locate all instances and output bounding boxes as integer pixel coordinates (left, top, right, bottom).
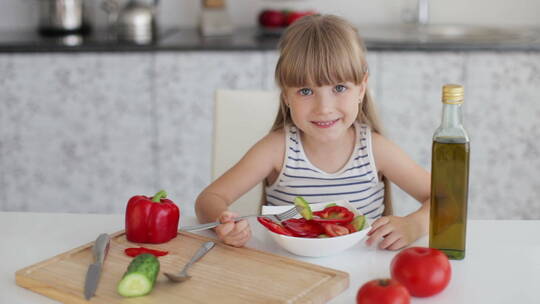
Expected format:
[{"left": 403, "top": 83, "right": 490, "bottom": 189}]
[{"left": 276, "top": 17, "right": 366, "bottom": 89}]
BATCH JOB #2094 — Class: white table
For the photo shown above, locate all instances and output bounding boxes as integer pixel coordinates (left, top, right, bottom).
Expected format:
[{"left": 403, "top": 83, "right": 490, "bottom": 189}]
[{"left": 1, "top": 212, "right": 539, "bottom": 303}]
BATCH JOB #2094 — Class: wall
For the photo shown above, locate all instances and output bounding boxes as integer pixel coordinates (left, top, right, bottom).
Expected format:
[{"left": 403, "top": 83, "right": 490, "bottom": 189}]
[
  {"left": 2, "top": 51, "right": 540, "bottom": 219},
  {"left": 1, "top": 0, "right": 540, "bottom": 32}
]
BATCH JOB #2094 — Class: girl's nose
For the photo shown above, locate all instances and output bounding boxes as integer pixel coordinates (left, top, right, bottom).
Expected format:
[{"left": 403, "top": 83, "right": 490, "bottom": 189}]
[{"left": 314, "top": 92, "right": 334, "bottom": 114}]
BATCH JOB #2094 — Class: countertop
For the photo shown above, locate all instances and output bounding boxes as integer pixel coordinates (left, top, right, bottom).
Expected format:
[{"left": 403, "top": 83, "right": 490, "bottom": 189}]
[
  {"left": 2, "top": 211, "right": 540, "bottom": 303},
  {"left": 2, "top": 25, "right": 540, "bottom": 53}
]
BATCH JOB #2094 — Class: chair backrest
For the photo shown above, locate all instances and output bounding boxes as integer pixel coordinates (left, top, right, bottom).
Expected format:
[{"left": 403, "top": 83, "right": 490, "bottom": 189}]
[{"left": 213, "top": 89, "right": 280, "bottom": 214}]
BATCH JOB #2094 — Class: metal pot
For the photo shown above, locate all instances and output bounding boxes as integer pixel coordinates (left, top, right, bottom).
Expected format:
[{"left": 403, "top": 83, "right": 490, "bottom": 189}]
[
  {"left": 39, "top": 0, "right": 90, "bottom": 35},
  {"left": 102, "top": 0, "right": 159, "bottom": 44}
]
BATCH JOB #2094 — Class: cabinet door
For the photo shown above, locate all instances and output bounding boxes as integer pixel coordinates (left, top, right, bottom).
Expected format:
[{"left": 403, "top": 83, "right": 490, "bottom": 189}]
[
  {"left": 154, "top": 51, "right": 266, "bottom": 215},
  {"left": 0, "top": 53, "right": 155, "bottom": 213}
]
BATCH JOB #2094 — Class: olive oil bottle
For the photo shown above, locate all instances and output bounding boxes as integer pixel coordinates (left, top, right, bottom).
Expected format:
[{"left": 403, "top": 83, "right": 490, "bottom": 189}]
[{"left": 429, "top": 84, "right": 470, "bottom": 260}]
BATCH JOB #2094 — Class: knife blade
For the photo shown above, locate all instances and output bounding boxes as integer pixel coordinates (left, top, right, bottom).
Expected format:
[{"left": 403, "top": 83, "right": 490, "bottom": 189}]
[{"left": 84, "top": 233, "right": 110, "bottom": 300}]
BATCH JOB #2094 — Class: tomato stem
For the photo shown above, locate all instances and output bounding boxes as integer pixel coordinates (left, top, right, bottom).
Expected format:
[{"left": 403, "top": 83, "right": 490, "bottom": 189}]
[{"left": 378, "top": 279, "right": 390, "bottom": 286}]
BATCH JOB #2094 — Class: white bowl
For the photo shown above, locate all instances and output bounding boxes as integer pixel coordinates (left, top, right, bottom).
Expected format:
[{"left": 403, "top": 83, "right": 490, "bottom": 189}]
[{"left": 261, "top": 199, "right": 371, "bottom": 257}]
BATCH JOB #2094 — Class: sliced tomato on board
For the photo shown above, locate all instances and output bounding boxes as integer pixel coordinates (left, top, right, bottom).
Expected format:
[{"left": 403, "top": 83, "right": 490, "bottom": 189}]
[
  {"left": 257, "top": 217, "right": 295, "bottom": 236},
  {"left": 322, "top": 223, "right": 350, "bottom": 237},
  {"left": 312, "top": 206, "right": 355, "bottom": 224},
  {"left": 282, "top": 218, "right": 325, "bottom": 237}
]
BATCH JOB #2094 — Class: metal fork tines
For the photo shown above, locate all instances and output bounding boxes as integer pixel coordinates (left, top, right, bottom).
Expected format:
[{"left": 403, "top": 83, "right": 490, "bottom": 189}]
[
  {"left": 178, "top": 206, "right": 298, "bottom": 232},
  {"left": 261, "top": 205, "right": 299, "bottom": 222}
]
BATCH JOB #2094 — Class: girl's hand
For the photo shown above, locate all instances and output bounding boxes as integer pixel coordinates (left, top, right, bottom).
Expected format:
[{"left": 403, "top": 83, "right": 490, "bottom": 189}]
[
  {"left": 365, "top": 216, "right": 421, "bottom": 251},
  {"left": 215, "top": 211, "right": 252, "bottom": 247}
]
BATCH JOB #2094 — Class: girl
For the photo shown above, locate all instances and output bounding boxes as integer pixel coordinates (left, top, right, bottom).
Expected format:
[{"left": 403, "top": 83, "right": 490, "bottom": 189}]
[{"left": 195, "top": 15, "right": 430, "bottom": 251}]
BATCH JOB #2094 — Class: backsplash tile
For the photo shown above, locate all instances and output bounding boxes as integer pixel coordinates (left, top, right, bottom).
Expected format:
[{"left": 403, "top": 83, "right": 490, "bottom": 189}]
[
  {"left": 1, "top": 53, "right": 156, "bottom": 213},
  {"left": 465, "top": 52, "right": 540, "bottom": 219},
  {"left": 154, "top": 52, "right": 265, "bottom": 216},
  {"left": 1, "top": 51, "right": 539, "bottom": 219},
  {"left": 377, "top": 52, "right": 466, "bottom": 217}
]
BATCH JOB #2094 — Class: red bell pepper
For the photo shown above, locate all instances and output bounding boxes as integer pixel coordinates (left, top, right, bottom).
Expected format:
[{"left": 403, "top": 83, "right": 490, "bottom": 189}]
[
  {"left": 124, "top": 247, "right": 169, "bottom": 257},
  {"left": 125, "top": 190, "right": 180, "bottom": 244},
  {"left": 257, "top": 217, "right": 295, "bottom": 236},
  {"left": 312, "top": 206, "right": 354, "bottom": 224}
]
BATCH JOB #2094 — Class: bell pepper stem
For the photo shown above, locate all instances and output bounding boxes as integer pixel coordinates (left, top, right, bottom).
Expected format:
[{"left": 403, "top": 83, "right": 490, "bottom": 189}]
[{"left": 151, "top": 190, "right": 168, "bottom": 202}]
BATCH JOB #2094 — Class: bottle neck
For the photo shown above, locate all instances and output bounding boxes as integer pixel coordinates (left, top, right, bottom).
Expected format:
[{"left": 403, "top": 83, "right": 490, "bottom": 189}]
[{"left": 441, "top": 103, "right": 463, "bottom": 128}]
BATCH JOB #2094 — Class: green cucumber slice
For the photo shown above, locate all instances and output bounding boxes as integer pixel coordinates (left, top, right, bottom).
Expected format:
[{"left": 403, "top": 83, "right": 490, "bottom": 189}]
[
  {"left": 351, "top": 215, "right": 366, "bottom": 231},
  {"left": 294, "top": 196, "right": 313, "bottom": 220}
]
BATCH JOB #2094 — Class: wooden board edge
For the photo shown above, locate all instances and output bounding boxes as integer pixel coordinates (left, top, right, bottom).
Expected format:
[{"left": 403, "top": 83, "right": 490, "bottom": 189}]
[
  {"left": 294, "top": 271, "right": 350, "bottom": 303},
  {"left": 15, "top": 230, "right": 126, "bottom": 278},
  {"left": 15, "top": 272, "right": 88, "bottom": 304}
]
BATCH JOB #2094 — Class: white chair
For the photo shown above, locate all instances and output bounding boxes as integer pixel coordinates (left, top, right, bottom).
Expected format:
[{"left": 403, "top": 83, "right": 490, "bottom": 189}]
[{"left": 212, "top": 89, "right": 280, "bottom": 214}]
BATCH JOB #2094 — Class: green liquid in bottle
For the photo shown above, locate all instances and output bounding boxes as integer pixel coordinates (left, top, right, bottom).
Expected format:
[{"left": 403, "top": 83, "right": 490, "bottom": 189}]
[{"left": 429, "top": 139, "right": 469, "bottom": 260}]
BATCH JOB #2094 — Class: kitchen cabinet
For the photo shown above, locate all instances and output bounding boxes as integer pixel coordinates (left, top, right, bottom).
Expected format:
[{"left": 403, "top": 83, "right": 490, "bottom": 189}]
[{"left": 1, "top": 51, "right": 539, "bottom": 219}]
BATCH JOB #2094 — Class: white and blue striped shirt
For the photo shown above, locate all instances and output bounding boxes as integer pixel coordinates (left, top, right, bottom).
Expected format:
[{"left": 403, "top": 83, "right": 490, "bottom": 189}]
[{"left": 265, "top": 122, "right": 385, "bottom": 219}]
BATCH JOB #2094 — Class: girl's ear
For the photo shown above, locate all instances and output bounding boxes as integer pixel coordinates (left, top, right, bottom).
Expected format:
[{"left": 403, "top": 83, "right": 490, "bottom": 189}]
[{"left": 281, "top": 92, "right": 289, "bottom": 107}]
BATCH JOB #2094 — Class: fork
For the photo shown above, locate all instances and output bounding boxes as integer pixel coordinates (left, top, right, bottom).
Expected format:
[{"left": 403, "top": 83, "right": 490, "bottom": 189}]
[
  {"left": 178, "top": 205, "right": 299, "bottom": 232},
  {"left": 164, "top": 241, "right": 216, "bottom": 283}
]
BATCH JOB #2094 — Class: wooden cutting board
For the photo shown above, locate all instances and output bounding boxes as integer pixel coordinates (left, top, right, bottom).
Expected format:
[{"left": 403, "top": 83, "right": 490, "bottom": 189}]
[{"left": 15, "top": 231, "right": 349, "bottom": 303}]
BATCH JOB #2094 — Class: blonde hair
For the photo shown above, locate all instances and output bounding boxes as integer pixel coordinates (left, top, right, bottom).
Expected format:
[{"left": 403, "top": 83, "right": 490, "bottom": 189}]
[{"left": 270, "top": 14, "right": 393, "bottom": 215}]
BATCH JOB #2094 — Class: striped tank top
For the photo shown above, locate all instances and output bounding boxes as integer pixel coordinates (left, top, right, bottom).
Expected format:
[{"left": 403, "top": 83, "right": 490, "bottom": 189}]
[{"left": 265, "top": 122, "right": 385, "bottom": 219}]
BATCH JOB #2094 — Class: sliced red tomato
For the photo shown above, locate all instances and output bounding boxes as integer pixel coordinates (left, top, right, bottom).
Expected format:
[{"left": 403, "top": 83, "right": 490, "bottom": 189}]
[
  {"left": 322, "top": 223, "right": 350, "bottom": 237},
  {"left": 344, "top": 223, "right": 357, "bottom": 233},
  {"left": 312, "top": 206, "right": 354, "bottom": 224},
  {"left": 282, "top": 218, "right": 324, "bottom": 238},
  {"left": 124, "top": 247, "right": 169, "bottom": 257},
  {"left": 257, "top": 217, "right": 295, "bottom": 236}
]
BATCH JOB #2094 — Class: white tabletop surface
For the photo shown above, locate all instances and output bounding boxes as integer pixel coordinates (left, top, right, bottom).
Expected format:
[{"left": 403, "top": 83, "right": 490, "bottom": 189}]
[{"left": 2, "top": 211, "right": 539, "bottom": 304}]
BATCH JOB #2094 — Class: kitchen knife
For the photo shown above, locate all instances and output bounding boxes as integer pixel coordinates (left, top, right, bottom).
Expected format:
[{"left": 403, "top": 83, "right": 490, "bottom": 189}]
[{"left": 84, "top": 233, "right": 110, "bottom": 300}]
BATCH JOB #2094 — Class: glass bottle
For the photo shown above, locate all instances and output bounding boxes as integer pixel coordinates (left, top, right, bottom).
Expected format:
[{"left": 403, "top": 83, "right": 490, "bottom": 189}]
[{"left": 429, "top": 84, "right": 470, "bottom": 260}]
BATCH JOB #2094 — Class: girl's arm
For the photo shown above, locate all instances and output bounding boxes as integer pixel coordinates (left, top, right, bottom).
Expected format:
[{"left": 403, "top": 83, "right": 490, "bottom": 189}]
[
  {"left": 366, "top": 132, "right": 431, "bottom": 250},
  {"left": 195, "top": 130, "right": 285, "bottom": 224}
]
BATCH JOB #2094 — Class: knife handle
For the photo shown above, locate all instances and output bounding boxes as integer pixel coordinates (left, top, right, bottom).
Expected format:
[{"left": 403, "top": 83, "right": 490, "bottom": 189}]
[{"left": 93, "top": 233, "right": 110, "bottom": 264}]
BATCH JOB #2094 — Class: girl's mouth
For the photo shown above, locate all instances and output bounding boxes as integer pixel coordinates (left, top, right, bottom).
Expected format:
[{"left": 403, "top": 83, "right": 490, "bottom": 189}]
[{"left": 311, "top": 119, "right": 339, "bottom": 128}]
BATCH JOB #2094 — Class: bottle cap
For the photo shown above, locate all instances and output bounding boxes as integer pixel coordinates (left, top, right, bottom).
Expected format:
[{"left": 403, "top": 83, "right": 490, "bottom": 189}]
[{"left": 442, "top": 84, "right": 464, "bottom": 104}]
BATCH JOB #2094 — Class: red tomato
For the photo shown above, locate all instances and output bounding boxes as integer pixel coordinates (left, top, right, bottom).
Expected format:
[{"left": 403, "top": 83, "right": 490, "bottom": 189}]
[
  {"left": 258, "top": 10, "right": 286, "bottom": 28},
  {"left": 356, "top": 279, "right": 410, "bottom": 304},
  {"left": 390, "top": 247, "right": 452, "bottom": 297},
  {"left": 282, "top": 218, "right": 324, "bottom": 237},
  {"left": 312, "top": 206, "right": 354, "bottom": 224},
  {"left": 322, "top": 223, "right": 350, "bottom": 237},
  {"left": 344, "top": 222, "right": 357, "bottom": 233},
  {"left": 257, "top": 217, "right": 294, "bottom": 236}
]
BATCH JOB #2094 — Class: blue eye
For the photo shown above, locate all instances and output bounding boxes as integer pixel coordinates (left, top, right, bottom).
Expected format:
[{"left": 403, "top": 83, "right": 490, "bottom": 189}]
[
  {"left": 335, "top": 85, "right": 347, "bottom": 93},
  {"left": 299, "top": 88, "right": 313, "bottom": 96}
]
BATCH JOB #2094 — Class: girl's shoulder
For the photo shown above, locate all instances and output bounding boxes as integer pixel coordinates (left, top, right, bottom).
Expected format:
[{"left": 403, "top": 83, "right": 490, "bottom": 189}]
[
  {"left": 262, "top": 127, "right": 286, "bottom": 144},
  {"left": 254, "top": 127, "right": 286, "bottom": 157},
  {"left": 256, "top": 128, "right": 286, "bottom": 171}
]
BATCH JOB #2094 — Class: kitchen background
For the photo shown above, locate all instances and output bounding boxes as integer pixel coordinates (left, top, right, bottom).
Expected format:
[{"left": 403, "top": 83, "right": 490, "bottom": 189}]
[
  {"left": 2, "top": 0, "right": 540, "bottom": 30},
  {"left": 1, "top": 0, "right": 540, "bottom": 220}
]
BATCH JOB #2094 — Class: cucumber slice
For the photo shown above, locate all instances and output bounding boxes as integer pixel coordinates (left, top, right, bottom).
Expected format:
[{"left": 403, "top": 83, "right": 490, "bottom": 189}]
[
  {"left": 117, "top": 253, "right": 160, "bottom": 297},
  {"left": 294, "top": 196, "right": 313, "bottom": 220},
  {"left": 324, "top": 203, "right": 338, "bottom": 208},
  {"left": 351, "top": 215, "right": 366, "bottom": 231}
]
